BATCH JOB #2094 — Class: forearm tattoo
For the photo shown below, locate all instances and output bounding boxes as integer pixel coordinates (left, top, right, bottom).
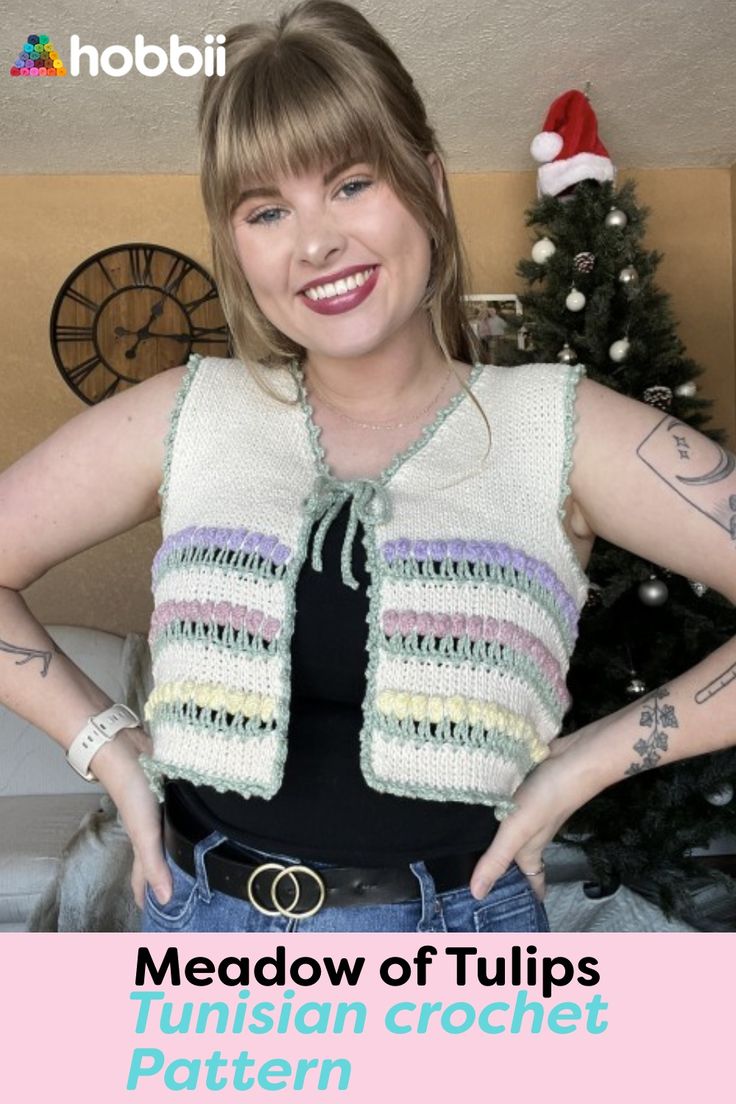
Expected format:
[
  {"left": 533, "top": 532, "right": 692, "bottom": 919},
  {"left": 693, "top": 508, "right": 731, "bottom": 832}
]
[
  {"left": 624, "top": 687, "right": 679, "bottom": 776},
  {"left": 636, "top": 416, "right": 736, "bottom": 544},
  {"left": 694, "top": 661, "right": 736, "bottom": 704},
  {"left": 0, "top": 635, "right": 59, "bottom": 678}
]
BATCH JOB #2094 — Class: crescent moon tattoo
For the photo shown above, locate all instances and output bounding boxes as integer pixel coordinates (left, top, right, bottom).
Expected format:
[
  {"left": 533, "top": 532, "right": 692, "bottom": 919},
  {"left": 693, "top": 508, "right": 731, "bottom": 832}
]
[{"left": 676, "top": 443, "right": 735, "bottom": 486}]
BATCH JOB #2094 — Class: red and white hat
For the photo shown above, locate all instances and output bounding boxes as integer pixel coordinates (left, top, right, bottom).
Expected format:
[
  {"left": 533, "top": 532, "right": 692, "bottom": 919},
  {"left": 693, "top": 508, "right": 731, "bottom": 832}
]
[{"left": 531, "top": 89, "right": 615, "bottom": 197}]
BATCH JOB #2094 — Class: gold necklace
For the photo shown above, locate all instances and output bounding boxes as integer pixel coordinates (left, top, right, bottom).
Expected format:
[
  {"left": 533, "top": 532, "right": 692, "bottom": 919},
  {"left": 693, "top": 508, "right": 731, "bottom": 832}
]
[{"left": 303, "top": 364, "right": 453, "bottom": 430}]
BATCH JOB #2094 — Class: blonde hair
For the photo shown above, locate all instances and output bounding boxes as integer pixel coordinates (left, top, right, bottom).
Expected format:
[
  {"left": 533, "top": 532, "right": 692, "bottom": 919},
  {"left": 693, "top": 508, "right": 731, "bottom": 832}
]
[{"left": 198, "top": 0, "right": 489, "bottom": 466}]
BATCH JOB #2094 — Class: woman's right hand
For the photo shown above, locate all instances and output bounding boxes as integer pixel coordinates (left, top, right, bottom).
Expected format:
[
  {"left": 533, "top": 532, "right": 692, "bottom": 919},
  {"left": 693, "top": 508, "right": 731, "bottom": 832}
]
[{"left": 90, "top": 727, "right": 173, "bottom": 910}]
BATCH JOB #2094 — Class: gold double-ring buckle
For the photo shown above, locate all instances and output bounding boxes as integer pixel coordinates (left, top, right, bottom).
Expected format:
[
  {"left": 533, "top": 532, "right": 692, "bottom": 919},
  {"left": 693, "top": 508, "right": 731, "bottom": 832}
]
[{"left": 246, "top": 861, "right": 326, "bottom": 919}]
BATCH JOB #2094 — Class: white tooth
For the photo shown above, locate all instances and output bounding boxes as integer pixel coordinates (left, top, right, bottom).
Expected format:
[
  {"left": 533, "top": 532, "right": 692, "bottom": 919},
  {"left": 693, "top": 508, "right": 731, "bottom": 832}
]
[
  {"left": 354, "top": 271, "right": 365, "bottom": 287},
  {"left": 305, "top": 288, "right": 319, "bottom": 301},
  {"left": 316, "top": 285, "right": 327, "bottom": 299},
  {"left": 335, "top": 279, "right": 348, "bottom": 294},
  {"left": 345, "top": 275, "right": 358, "bottom": 291},
  {"left": 323, "top": 282, "right": 337, "bottom": 297}
]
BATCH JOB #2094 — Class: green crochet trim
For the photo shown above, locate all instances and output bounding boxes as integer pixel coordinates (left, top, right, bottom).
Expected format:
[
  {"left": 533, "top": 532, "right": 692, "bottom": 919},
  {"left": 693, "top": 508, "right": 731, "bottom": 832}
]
[
  {"left": 374, "top": 716, "right": 542, "bottom": 770},
  {"left": 157, "top": 352, "right": 204, "bottom": 530},
  {"left": 153, "top": 550, "right": 288, "bottom": 588},
  {"left": 381, "top": 634, "right": 564, "bottom": 723},
  {"left": 362, "top": 769, "right": 518, "bottom": 819},
  {"left": 140, "top": 753, "right": 280, "bottom": 803},
  {"left": 145, "top": 699, "right": 277, "bottom": 738},
  {"left": 292, "top": 360, "right": 485, "bottom": 488},
  {"left": 558, "top": 361, "right": 590, "bottom": 596},
  {"left": 149, "top": 622, "right": 280, "bottom": 663}
]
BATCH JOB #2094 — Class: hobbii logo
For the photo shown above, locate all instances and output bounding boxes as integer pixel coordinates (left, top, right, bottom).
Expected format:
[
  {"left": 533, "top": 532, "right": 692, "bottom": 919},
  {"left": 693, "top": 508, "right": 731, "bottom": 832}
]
[{"left": 68, "top": 34, "right": 226, "bottom": 77}]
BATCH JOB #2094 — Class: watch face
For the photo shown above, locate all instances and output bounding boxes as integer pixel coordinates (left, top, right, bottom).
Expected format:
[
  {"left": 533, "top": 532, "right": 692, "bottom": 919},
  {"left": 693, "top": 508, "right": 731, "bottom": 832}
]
[{"left": 50, "top": 243, "right": 232, "bottom": 404}]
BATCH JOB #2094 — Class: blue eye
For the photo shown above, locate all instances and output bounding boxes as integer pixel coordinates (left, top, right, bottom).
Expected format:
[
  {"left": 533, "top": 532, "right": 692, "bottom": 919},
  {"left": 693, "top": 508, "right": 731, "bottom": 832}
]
[
  {"left": 246, "top": 207, "right": 284, "bottom": 226},
  {"left": 340, "top": 178, "right": 372, "bottom": 198}
]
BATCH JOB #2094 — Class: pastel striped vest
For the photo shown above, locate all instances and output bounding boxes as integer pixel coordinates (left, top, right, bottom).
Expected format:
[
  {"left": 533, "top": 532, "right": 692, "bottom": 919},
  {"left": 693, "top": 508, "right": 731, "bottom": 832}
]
[{"left": 141, "top": 354, "right": 588, "bottom": 820}]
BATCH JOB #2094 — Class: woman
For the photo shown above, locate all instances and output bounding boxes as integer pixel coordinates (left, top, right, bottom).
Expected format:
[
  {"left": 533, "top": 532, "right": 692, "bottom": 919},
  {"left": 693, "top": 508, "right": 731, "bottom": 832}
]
[{"left": 1, "top": 0, "right": 734, "bottom": 933}]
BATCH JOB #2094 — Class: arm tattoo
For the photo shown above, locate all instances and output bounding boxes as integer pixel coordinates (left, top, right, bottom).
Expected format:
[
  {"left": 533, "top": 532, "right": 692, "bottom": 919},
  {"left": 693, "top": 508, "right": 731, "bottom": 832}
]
[
  {"left": 0, "top": 635, "right": 55, "bottom": 677},
  {"left": 636, "top": 416, "right": 736, "bottom": 543},
  {"left": 624, "top": 687, "right": 678, "bottom": 776},
  {"left": 695, "top": 661, "right": 736, "bottom": 704}
]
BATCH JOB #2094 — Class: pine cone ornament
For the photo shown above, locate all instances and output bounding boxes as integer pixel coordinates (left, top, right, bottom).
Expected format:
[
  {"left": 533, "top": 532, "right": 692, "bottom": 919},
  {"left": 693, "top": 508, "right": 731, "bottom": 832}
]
[
  {"left": 642, "top": 385, "right": 673, "bottom": 412},
  {"left": 573, "top": 251, "right": 596, "bottom": 274}
]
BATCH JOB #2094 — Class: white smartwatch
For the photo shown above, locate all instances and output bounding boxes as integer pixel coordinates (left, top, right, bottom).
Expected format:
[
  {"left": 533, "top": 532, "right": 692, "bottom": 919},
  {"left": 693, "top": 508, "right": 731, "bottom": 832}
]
[{"left": 66, "top": 703, "right": 142, "bottom": 781}]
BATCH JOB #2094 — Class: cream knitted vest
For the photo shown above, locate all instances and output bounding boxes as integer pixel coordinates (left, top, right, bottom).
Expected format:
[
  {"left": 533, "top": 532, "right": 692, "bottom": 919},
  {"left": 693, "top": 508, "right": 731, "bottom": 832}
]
[{"left": 141, "top": 354, "right": 589, "bottom": 819}]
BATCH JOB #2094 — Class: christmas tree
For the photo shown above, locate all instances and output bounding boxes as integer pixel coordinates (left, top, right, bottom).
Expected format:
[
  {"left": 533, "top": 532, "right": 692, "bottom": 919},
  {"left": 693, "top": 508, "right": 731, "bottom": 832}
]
[{"left": 503, "top": 91, "right": 736, "bottom": 928}]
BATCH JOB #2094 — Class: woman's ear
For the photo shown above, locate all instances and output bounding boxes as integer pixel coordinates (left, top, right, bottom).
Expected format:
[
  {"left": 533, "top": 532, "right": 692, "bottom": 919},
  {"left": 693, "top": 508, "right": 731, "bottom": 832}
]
[{"left": 426, "top": 153, "right": 447, "bottom": 215}]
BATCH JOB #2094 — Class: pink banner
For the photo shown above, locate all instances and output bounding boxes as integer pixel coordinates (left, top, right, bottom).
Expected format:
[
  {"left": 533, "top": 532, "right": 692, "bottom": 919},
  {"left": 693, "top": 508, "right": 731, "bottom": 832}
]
[{"left": 2, "top": 932, "right": 732, "bottom": 1101}]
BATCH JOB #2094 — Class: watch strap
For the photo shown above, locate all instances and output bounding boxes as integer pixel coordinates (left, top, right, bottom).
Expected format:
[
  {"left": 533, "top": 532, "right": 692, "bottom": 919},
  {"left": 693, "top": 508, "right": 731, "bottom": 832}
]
[{"left": 66, "top": 703, "right": 142, "bottom": 781}]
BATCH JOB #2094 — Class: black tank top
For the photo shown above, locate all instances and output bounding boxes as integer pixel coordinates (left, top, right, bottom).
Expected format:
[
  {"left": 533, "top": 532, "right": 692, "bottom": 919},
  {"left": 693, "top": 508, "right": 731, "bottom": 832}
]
[{"left": 168, "top": 499, "right": 498, "bottom": 864}]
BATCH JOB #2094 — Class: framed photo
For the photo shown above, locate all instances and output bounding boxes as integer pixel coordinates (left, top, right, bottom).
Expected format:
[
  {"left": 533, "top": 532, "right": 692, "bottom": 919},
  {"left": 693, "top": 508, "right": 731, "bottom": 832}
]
[{"left": 463, "top": 293, "right": 529, "bottom": 364}]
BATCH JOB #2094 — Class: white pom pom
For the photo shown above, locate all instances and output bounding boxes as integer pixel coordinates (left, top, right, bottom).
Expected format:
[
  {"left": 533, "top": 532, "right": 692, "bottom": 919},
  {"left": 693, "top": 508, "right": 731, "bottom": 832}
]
[{"left": 530, "top": 131, "right": 564, "bottom": 163}]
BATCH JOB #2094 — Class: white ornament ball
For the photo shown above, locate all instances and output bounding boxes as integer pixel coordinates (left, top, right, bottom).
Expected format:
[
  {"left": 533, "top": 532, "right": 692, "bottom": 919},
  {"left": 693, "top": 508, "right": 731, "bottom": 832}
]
[
  {"left": 565, "top": 288, "right": 587, "bottom": 312},
  {"left": 605, "top": 207, "right": 628, "bottom": 229},
  {"left": 704, "top": 783, "right": 733, "bottom": 807},
  {"left": 609, "top": 337, "right": 630, "bottom": 363},
  {"left": 675, "top": 380, "right": 697, "bottom": 398},
  {"left": 531, "top": 237, "right": 556, "bottom": 264}
]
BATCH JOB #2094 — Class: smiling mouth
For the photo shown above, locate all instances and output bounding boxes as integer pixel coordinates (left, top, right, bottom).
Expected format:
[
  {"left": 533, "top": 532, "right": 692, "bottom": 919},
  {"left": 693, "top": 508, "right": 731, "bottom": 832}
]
[{"left": 301, "top": 266, "right": 377, "bottom": 301}]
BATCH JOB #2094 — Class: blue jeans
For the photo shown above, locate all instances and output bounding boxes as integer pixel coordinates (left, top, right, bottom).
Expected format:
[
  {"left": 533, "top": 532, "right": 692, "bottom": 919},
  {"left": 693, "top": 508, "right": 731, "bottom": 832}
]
[{"left": 142, "top": 832, "right": 550, "bottom": 933}]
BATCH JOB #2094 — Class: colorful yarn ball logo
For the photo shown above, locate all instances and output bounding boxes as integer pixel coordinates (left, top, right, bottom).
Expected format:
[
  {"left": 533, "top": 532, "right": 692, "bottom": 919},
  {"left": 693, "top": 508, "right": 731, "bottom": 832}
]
[{"left": 9, "top": 34, "right": 67, "bottom": 76}]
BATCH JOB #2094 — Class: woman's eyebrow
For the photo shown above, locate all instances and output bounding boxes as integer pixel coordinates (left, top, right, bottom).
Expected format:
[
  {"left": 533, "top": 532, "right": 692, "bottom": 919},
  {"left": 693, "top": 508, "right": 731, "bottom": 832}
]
[{"left": 234, "top": 160, "right": 362, "bottom": 207}]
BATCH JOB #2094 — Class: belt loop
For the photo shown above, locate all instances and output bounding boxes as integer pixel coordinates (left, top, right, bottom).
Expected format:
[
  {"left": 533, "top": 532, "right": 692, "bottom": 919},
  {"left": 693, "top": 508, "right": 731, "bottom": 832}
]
[
  {"left": 192, "top": 831, "right": 227, "bottom": 904},
  {"left": 409, "top": 861, "right": 445, "bottom": 932}
]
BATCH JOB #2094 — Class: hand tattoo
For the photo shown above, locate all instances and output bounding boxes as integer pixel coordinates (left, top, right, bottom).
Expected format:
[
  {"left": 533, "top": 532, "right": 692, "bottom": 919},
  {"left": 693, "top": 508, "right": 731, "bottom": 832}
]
[{"left": 624, "top": 686, "right": 678, "bottom": 776}]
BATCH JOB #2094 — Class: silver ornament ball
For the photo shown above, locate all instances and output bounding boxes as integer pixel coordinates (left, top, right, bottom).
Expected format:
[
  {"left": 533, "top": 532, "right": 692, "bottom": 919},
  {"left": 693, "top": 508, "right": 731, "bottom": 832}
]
[
  {"left": 609, "top": 337, "right": 630, "bottom": 363},
  {"left": 565, "top": 288, "right": 586, "bottom": 312},
  {"left": 618, "top": 266, "right": 640, "bottom": 288},
  {"left": 605, "top": 207, "right": 628, "bottom": 229},
  {"left": 675, "top": 380, "right": 697, "bottom": 398},
  {"left": 704, "top": 783, "right": 733, "bottom": 807},
  {"left": 531, "top": 237, "right": 556, "bottom": 264},
  {"left": 626, "top": 677, "right": 647, "bottom": 697},
  {"left": 638, "top": 576, "right": 669, "bottom": 606},
  {"left": 556, "top": 343, "right": 578, "bottom": 365}
]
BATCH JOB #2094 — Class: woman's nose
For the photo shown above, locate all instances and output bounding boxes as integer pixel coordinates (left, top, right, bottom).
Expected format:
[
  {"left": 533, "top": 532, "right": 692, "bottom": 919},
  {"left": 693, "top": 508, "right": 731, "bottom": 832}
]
[{"left": 294, "top": 211, "right": 346, "bottom": 267}]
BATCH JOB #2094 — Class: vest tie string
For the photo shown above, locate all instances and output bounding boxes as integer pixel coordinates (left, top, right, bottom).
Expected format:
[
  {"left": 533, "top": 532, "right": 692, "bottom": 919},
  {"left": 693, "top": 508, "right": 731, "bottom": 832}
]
[{"left": 303, "top": 474, "right": 392, "bottom": 590}]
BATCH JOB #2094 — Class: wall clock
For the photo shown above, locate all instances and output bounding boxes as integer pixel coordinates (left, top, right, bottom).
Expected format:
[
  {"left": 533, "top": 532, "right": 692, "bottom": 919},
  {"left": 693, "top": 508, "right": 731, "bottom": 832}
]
[{"left": 49, "top": 242, "right": 231, "bottom": 404}]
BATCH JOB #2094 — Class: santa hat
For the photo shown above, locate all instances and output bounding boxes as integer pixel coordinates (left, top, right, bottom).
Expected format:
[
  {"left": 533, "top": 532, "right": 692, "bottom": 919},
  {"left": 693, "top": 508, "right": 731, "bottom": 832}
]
[{"left": 531, "top": 89, "right": 615, "bottom": 197}]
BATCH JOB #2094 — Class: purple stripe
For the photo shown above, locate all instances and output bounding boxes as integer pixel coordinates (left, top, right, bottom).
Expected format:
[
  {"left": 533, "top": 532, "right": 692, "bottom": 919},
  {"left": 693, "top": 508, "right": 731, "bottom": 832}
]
[{"left": 152, "top": 526, "right": 292, "bottom": 579}]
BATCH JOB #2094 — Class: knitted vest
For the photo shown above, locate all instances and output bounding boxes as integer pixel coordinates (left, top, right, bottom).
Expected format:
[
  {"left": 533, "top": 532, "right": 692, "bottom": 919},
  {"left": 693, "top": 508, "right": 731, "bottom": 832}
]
[{"left": 141, "top": 354, "right": 589, "bottom": 820}]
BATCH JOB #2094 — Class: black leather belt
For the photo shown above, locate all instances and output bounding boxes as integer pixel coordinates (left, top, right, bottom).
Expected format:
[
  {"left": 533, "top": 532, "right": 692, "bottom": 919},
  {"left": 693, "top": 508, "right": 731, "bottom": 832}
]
[{"left": 164, "top": 811, "right": 484, "bottom": 918}]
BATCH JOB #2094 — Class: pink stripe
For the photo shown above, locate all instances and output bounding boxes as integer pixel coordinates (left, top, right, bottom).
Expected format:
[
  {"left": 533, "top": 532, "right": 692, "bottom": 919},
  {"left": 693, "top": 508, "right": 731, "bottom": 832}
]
[
  {"left": 382, "top": 608, "right": 568, "bottom": 702},
  {"left": 150, "top": 599, "right": 281, "bottom": 642}
]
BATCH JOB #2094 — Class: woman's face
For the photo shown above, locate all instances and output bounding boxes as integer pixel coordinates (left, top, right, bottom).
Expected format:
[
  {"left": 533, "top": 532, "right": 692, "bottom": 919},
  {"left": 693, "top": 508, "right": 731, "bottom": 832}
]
[{"left": 230, "top": 159, "right": 439, "bottom": 363}]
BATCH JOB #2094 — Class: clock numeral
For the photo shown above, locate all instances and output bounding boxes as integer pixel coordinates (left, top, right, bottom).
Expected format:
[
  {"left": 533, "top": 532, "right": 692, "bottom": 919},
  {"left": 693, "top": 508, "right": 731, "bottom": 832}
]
[
  {"left": 56, "top": 324, "right": 95, "bottom": 343},
  {"left": 67, "top": 354, "right": 103, "bottom": 387},
  {"left": 183, "top": 286, "right": 219, "bottom": 313},
  {"left": 128, "top": 246, "right": 156, "bottom": 287},
  {"left": 96, "top": 257, "right": 118, "bottom": 291},
  {"left": 98, "top": 376, "right": 123, "bottom": 400},
  {"left": 163, "top": 256, "right": 195, "bottom": 298},
  {"left": 65, "top": 286, "right": 100, "bottom": 313},
  {"left": 191, "top": 324, "right": 230, "bottom": 344}
]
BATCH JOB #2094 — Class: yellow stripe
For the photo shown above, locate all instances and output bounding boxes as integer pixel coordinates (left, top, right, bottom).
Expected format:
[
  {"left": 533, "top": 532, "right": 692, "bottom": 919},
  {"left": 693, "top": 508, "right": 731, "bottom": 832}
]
[{"left": 145, "top": 681, "right": 276, "bottom": 723}]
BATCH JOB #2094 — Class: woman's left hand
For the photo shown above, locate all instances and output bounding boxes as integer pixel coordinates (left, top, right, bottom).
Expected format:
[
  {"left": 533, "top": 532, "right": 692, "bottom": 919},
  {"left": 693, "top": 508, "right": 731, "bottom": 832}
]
[{"left": 470, "top": 730, "right": 591, "bottom": 902}]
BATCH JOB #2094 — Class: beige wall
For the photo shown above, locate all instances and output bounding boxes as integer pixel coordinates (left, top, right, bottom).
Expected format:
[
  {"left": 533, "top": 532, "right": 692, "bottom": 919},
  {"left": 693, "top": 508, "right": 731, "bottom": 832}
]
[{"left": 1, "top": 168, "right": 734, "bottom": 636}]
